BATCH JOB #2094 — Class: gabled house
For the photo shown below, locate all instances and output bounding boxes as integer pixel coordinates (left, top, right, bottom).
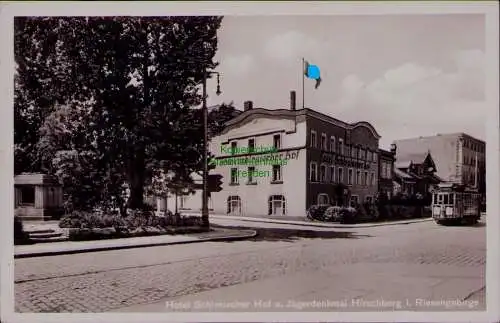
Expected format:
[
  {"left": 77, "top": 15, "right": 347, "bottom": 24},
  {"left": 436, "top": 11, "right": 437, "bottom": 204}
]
[{"left": 393, "top": 148, "right": 442, "bottom": 197}]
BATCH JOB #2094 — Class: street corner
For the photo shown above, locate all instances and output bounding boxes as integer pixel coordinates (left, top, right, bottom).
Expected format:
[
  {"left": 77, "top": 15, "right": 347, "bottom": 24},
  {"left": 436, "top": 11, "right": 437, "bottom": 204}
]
[
  {"left": 14, "top": 227, "right": 258, "bottom": 259},
  {"left": 197, "top": 227, "right": 258, "bottom": 242}
]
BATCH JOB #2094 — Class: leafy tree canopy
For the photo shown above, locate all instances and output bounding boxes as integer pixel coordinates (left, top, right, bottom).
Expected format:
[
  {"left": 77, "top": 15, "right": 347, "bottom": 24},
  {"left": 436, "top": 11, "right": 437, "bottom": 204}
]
[{"left": 15, "top": 16, "right": 237, "bottom": 212}]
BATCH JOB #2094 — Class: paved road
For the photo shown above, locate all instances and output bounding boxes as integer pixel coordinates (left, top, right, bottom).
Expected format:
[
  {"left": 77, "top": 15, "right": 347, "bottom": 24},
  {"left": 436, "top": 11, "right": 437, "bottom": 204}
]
[{"left": 14, "top": 218, "right": 486, "bottom": 312}]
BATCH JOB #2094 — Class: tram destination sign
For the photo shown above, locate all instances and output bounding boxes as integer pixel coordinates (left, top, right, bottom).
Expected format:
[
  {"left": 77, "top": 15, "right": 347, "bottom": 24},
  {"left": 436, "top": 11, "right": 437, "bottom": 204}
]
[{"left": 321, "top": 153, "right": 371, "bottom": 169}]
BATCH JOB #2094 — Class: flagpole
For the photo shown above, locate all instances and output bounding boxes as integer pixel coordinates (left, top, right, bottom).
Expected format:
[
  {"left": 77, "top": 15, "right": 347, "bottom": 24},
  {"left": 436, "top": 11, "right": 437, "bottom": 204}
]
[{"left": 302, "top": 57, "right": 305, "bottom": 109}]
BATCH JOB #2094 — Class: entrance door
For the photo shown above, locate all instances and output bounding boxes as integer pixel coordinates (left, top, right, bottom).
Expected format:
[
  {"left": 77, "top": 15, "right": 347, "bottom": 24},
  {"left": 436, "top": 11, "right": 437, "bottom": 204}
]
[{"left": 273, "top": 200, "right": 283, "bottom": 216}]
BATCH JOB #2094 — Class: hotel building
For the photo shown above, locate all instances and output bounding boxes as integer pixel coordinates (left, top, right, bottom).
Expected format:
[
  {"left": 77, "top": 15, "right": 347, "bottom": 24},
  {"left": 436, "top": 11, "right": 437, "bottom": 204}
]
[
  {"left": 174, "top": 91, "right": 381, "bottom": 218},
  {"left": 393, "top": 133, "right": 486, "bottom": 195}
]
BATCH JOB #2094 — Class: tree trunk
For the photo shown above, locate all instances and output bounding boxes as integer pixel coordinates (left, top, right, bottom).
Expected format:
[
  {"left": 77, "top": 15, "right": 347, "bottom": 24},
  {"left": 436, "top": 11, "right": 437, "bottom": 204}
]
[{"left": 126, "top": 147, "right": 146, "bottom": 210}]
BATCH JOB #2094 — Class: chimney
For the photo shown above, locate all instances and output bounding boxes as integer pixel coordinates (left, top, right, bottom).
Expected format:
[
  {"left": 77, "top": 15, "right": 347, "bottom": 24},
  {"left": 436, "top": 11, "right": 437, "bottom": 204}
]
[
  {"left": 290, "top": 90, "right": 296, "bottom": 110},
  {"left": 390, "top": 143, "right": 397, "bottom": 155},
  {"left": 243, "top": 101, "right": 253, "bottom": 111}
]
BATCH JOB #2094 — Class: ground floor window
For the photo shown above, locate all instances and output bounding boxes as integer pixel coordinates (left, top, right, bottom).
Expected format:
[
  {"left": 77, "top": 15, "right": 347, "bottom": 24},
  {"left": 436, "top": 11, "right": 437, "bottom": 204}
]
[
  {"left": 180, "top": 195, "right": 187, "bottom": 209},
  {"left": 268, "top": 195, "right": 286, "bottom": 216},
  {"left": 317, "top": 193, "right": 329, "bottom": 206},
  {"left": 350, "top": 195, "right": 359, "bottom": 207},
  {"left": 20, "top": 185, "right": 35, "bottom": 205},
  {"left": 227, "top": 195, "right": 242, "bottom": 215}
]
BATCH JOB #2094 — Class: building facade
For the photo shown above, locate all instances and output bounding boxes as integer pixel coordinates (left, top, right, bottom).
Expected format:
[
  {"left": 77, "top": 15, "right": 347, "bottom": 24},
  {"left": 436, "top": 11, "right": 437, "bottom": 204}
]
[
  {"left": 393, "top": 150, "right": 441, "bottom": 197},
  {"left": 174, "top": 92, "right": 381, "bottom": 218},
  {"left": 393, "top": 133, "right": 485, "bottom": 195},
  {"left": 378, "top": 147, "right": 396, "bottom": 200}
]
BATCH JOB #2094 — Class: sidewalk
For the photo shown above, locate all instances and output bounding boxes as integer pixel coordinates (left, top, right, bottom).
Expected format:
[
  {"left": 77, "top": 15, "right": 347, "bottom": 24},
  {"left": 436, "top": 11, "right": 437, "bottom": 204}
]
[
  {"left": 206, "top": 214, "right": 434, "bottom": 229},
  {"left": 114, "top": 263, "right": 485, "bottom": 312},
  {"left": 14, "top": 227, "right": 257, "bottom": 259}
]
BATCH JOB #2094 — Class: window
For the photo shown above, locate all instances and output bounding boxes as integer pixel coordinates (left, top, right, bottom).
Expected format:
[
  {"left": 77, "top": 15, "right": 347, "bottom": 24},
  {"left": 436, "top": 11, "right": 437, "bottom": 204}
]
[
  {"left": 272, "top": 165, "right": 282, "bottom": 182},
  {"left": 20, "top": 186, "right": 35, "bottom": 205},
  {"left": 339, "top": 139, "right": 344, "bottom": 155},
  {"left": 320, "top": 164, "right": 327, "bottom": 182},
  {"left": 380, "top": 162, "right": 386, "bottom": 179},
  {"left": 356, "top": 170, "right": 361, "bottom": 185},
  {"left": 373, "top": 152, "right": 377, "bottom": 162},
  {"left": 348, "top": 168, "right": 353, "bottom": 185},
  {"left": 273, "top": 134, "right": 281, "bottom": 149},
  {"left": 179, "top": 195, "right": 187, "bottom": 209},
  {"left": 330, "top": 166, "right": 335, "bottom": 182},
  {"left": 357, "top": 148, "right": 362, "bottom": 159},
  {"left": 311, "top": 130, "right": 317, "bottom": 148},
  {"left": 350, "top": 195, "right": 359, "bottom": 207},
  {"left": 268, "top": 195, "right": 286, "bottom": 216},
  {"left": 230, "top": 168, "right": 239, "bottom": 184},
  {"left": 353, "top": 146, "right": 358, "bottom": 159},
  {"left": 310, "top": 162, "right": 318, "bottom": 182},
  {"left": 248, "top": 138, "right": 255, "bottom": 153},
  {"left": 370, "top": 172, "right": 375, "bottom": 186},
  {"left": 227, "top": 196, "right": 241, "bottom": 215},
  {"left": 330, "top": 136, "right": 336, "bottom": 152},
  {"left": 367, "top": 151, "right": 372, "bottom": 162},
  {"left": 346, "top": 145, "right": 351, "bottom": 158},
  {"left": 317, "top": 194, "right": 330, "bottom": 206},
  {"left": 338, "top": 167, "right": 343, "bottom": 183},
  {"left": 248, "top": 166, "right": 256, "bottom": 184},
  {"left": 386, "top": 163, "right": 392, "bottom": 178},
  {"left": 364, "top": 171, "right": 368, "bottom": 185},
  {"left": 321, "top": 133, "right": 327, "bottom": 150}
]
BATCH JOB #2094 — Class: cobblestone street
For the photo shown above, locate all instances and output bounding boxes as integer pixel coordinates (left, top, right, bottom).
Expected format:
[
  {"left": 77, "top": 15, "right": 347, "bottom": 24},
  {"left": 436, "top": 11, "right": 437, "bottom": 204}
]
[{"left": 14, "top": 219, "right": 486, "bottom": 313}]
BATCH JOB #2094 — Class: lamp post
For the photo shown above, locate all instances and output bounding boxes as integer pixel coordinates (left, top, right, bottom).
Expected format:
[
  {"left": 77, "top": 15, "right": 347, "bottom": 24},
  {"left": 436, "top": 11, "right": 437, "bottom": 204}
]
[{"left": 201, "top": 67, "right": 221, "bottom": 227}]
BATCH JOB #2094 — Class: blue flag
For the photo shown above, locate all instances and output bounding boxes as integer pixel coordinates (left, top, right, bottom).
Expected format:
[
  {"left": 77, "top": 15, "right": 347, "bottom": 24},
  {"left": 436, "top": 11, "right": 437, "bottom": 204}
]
[{"left": 304, "top": 60, "right": 322, "bottom": 89}]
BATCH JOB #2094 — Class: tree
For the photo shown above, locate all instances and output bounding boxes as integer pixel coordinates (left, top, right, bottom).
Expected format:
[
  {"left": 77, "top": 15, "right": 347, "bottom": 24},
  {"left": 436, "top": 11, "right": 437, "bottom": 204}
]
[{"left": 15, "top": 16, "right": 228, "bottom": 212}]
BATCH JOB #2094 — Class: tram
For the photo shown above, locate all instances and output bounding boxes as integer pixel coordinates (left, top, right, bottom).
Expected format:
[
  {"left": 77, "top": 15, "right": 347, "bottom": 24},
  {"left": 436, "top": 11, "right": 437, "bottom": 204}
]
[{"left": 431, "top": 183, "right": 481, "bottom": 225}]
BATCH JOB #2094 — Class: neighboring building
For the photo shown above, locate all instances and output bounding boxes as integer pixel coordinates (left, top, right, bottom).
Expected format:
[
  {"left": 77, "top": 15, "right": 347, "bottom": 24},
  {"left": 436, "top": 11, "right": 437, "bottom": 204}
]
[
  {"left": 378, "top": 146, "right": 396, "bottom": 200},
  {"left": 393, "top": 133, "right": 485, "bottom": 196},
  {"left": 393, "top": 149, "right": 442, "bottom": 197},
  {"left": 174, "top": 91, "right": 381, "bottom": 218}
]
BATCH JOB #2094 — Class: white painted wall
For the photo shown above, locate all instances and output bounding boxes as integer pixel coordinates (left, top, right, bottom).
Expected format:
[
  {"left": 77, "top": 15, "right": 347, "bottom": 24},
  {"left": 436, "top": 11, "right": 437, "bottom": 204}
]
[{"left": 165, "top": 116, "right": 308, "bottom": 218}]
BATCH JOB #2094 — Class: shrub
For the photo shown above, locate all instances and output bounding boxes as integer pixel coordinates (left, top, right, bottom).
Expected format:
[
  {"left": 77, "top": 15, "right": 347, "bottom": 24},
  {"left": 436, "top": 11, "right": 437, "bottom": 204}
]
[
  {"left": 339, "top": 207, "right": 357, "bottom": 224},
  {"left": 14, "top": 216, "right": 31, "bottom": 244},
  {"left": 357, "top": 203, "right": 369, "bottom": 220},
  {"left": 59, "top": 208, "right": 204, "bottom": 233},
  {"left": 307, "top": 205, "right": 329, "bottom": 221},
  {"left": 324, "top": 206, "right": 342, "bottom": 222}
]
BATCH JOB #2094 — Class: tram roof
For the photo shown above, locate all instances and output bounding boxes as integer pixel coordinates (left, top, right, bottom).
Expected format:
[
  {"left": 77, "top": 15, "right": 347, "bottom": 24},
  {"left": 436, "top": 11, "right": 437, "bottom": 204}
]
[{"left": 434, "top": 182, "right": 479, "bottom": 192}]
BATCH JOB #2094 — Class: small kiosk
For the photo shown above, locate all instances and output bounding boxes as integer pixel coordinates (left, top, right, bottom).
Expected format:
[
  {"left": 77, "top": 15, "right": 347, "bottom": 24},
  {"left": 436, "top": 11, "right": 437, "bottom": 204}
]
[{"left": 14, "top": 173, "right": 64, "bottom": 221}]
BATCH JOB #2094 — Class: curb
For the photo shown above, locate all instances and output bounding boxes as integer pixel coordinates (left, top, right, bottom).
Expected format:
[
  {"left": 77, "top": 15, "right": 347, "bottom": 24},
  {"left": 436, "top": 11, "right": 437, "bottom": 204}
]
[
  {"left": 14, "top": 230, "right": 257, "bottom": 259},
  {"left": 212, "top": 215, "right": 434, "bottom": 229}
]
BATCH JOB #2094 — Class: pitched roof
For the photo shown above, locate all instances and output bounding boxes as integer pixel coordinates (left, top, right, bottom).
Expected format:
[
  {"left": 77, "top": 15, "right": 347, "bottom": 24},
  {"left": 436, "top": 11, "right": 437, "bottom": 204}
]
[
  {"left": 396, "top": 152, "right": 430, "bottom": 165},
  {"left": 394, "top": 168, "right": 416, "bottom": 180}
]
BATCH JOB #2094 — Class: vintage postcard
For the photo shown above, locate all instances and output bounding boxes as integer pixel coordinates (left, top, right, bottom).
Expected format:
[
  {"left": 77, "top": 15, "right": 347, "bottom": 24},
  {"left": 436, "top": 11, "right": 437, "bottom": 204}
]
[{"left": 1, "top": 1, "right": 499, "bottom": 323}]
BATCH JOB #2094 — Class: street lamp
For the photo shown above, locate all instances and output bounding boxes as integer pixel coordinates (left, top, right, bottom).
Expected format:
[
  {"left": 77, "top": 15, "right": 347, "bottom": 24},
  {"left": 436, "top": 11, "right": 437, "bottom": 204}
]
[{"left": 201, "top": 66, "right": 222, "bottom": 227}]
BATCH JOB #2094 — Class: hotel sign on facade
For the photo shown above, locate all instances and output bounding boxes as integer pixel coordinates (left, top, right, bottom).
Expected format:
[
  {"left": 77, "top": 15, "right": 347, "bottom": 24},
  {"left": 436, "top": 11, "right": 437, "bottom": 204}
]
[{"left": 321, "top": 153, "right": 371, "bottom": 170}]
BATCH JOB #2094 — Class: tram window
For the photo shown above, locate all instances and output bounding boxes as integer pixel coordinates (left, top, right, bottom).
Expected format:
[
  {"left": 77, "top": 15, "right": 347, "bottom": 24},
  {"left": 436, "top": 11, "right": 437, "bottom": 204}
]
[
  {"left": 437, "top": 194, "right": 443, "bottom": 204},
  {"left": 443, "top": 194, "right": 449, "bottom": 205},
  {"left": 449, "top": 194, "right": 454, "bottom": 205}
]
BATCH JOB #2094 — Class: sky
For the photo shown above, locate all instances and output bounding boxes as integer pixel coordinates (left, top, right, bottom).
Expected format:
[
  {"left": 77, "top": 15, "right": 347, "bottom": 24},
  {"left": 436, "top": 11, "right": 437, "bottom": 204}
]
[{"left": 205, "top": 14, "right": 486, "bottom": 149}]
